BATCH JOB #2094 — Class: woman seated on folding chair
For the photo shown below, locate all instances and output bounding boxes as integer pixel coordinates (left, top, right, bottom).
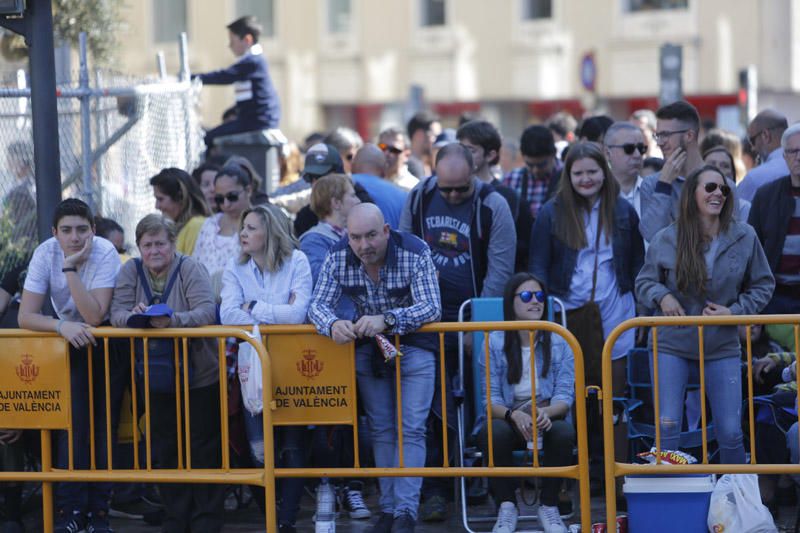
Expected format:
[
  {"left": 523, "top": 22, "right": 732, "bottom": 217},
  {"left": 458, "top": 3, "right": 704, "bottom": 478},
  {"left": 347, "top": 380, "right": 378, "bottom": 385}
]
[{"left": 474, "top": 273, "right": 575, "bottom": 533}]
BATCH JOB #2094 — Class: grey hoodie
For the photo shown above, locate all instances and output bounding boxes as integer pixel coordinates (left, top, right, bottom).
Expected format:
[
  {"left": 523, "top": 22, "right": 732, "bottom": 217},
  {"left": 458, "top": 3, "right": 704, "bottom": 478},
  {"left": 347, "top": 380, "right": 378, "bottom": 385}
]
[{"left": 636, "top": 220, "right": 775, "bottom": 360}]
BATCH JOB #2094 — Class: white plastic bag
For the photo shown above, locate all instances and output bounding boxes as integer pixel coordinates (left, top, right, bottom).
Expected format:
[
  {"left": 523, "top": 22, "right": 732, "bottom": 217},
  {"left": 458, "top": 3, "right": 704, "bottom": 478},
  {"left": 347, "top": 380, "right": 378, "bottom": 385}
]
[
  {"left": 707, "top": 474, "right": 777, "bottom": 533},
  {"left": 237, "top": 324, "right": 263, "bottom": 416}
]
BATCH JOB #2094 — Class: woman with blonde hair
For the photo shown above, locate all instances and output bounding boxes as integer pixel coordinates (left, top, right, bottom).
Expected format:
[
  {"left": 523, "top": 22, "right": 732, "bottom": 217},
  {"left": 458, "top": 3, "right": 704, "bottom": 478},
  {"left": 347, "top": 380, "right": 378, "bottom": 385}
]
[{"left": 220, "top": 203, "right": 312, "bottom": 531}]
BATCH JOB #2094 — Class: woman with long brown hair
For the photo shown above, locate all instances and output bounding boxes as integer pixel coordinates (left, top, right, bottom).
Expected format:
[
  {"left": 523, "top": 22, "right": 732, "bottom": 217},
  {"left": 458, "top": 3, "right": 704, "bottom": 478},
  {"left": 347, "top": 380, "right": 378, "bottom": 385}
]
[
  {"left": 636, "top": 164, "right": 774, "bottom": 464},
  {"left": 530, "top": 141, "right": 644, "bottom": 388}
]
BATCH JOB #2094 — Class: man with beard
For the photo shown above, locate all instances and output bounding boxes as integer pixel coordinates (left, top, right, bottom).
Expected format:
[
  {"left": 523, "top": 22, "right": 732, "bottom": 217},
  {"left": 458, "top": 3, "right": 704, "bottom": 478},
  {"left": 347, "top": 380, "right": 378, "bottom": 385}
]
[{"left": 639, "top": 100, "right": 705, "bottom": 242}]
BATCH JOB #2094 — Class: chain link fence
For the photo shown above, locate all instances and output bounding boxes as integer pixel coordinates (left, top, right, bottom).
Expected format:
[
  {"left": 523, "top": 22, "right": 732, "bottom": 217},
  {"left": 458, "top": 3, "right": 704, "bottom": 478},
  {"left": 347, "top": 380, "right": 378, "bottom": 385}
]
[{"left": 0, "top": 36, "right": 204, "bottom": 279}]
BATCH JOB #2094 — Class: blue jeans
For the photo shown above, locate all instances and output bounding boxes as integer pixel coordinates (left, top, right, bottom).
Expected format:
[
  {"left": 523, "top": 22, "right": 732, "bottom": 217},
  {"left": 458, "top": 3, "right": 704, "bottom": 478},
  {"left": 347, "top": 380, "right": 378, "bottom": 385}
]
[
  {"left": 55, "top": 344, "right": 126, "bottom": 516},
  {"left": 243, "top": 412, "right": 307, "bottom": 526},
  {"left": 787, "top": 423, "right": 800, "bottom": 485},
  {"left": 653, "top": 353, "right": 744, "bottom": 464},
  {"left": 356, "top": 343, "right": 435, "bottom": 520}
]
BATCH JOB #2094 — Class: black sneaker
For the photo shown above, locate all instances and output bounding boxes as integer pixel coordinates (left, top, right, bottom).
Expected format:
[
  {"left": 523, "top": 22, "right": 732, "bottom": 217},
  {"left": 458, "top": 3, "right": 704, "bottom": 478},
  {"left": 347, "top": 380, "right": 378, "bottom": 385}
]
[
  {"left": 0, "top": 520, "right": 24, "bottom": 533},
  {"left": 278, "top": 524, "right": 296, "bottom": 533},
  {"left": 109, "top": 498, "right": 162, "bottom": 520},
  {"left": 340, "top": 488, "right": 371, "bottom": 519},
  {"left": 370, "top": 512, "right": 394, "bottom": 533},
  {"left": 418, "top": 494, "right": 448, "bottom": 522},
  {"left": 54, "top": 511, "right": 85, "bottom": 533},
  {"left": 391, "top": 511, "right": 415, "bottom": 533},
  {"left": 86, "top": 510, "right": 113, "bottom": 533}
]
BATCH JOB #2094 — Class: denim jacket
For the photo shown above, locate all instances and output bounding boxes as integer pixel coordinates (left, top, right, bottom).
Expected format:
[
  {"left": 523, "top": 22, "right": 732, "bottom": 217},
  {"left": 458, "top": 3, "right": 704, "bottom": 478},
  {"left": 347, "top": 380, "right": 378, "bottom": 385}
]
[
  {"left": 530, "top": 197, "right": 644, "bottom": 298},
  {"left": 473, "top": 330, "right": 575, "bottom": 435}
]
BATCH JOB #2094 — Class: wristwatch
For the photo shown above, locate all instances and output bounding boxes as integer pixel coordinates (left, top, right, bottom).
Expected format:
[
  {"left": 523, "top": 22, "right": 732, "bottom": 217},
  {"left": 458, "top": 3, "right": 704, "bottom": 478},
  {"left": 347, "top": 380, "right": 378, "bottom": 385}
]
[{"left": 383, "top": 311, "right": 397, "bottom": 330}]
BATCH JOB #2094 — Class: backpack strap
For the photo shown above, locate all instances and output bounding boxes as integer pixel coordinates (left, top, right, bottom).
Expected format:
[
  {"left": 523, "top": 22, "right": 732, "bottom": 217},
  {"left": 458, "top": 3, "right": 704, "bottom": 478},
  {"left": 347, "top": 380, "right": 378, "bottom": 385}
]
[
  {"left": 134, "top": 255, "right": 185, "bottom": 305},
  {"left": 134, "top": 259, "right": 154, "bottom": 304},
  {"left": 161, "top": 256, "right": 186, "bottom": 303}
]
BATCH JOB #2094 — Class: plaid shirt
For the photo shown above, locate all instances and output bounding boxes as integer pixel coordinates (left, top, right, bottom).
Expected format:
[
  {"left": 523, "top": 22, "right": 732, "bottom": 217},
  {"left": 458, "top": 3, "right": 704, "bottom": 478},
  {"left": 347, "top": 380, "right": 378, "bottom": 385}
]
[
  {"left": 308, "top": 230, "right": 442, "bottom": 337},
  {"left": 503, "top": 161, "right": 562, "bottom": 219}
]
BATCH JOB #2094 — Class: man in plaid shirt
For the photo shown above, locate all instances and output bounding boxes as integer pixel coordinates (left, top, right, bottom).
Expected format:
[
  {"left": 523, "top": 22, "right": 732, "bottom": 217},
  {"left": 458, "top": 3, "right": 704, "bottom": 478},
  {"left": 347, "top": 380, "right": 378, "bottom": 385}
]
[
  {"left": 309, "top": 202, "right": 441, "bottom": 533},
  {"left": 503, "top": 125, "right": 562, "bottom": 269}
]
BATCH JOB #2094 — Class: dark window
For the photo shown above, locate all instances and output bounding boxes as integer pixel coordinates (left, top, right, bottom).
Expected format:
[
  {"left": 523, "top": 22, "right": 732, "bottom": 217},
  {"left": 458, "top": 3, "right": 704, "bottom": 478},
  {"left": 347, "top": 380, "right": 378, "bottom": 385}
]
[
  {"left": 153, "top": 0, "right": 187, "bottom": 43},
  {"left": 522, "top": 0, "right": 552, "bottom": 20},
  {"left": 420, "top": 0, "right": 446, "bottom": 27},
  {"left": 627, "top": 0, "right": 688, "bottom": 12},
  {"left": 328, "top": 0, "right": 351, "bottom": 33}
]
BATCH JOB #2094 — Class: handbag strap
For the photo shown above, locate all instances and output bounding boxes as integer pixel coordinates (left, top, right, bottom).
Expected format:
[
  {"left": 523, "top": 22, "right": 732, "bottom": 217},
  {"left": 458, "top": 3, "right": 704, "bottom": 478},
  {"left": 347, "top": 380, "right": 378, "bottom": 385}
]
[{"left": 589, "top": 216, "right": 602, "bottom": 302}]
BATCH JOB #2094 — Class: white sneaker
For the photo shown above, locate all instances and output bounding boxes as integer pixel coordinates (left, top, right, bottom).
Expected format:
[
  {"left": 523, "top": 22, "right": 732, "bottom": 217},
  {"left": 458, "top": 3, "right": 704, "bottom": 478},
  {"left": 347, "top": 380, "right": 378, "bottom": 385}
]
[
  {"left": 492, "top": 501, "right": 518, "bottom": 533},
  {"left": 537, "top": 504, "right": 567, "bottom": 533}
]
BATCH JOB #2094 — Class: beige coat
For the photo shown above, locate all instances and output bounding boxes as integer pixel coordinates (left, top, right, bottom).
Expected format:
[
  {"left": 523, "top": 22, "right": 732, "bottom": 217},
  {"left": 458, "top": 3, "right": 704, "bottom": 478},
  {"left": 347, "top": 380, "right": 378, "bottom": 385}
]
[{"left": 110, "top": 253, "right": 219, "bottom": 389}]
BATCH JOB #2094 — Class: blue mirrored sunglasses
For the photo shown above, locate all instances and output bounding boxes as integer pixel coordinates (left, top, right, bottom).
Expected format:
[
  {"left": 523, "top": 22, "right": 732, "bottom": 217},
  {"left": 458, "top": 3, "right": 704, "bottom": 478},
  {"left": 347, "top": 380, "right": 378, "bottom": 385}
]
[{"left": 516, "top": 290, "right": 545, "bottom": 303}]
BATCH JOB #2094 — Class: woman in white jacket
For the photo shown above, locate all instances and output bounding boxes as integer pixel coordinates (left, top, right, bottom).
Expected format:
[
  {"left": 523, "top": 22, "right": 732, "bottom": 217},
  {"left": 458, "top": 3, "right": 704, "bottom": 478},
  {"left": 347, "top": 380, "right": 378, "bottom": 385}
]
[{"left": 220, "top": 203, "right": 312, "bottom": 531}]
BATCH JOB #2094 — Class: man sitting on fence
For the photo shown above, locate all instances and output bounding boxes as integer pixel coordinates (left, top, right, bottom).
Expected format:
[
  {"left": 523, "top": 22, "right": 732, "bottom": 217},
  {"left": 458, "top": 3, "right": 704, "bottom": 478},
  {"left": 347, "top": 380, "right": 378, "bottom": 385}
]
[
  {"left": 308, "top": 203, "right": 441, "bottom": 533},
  {"left": 18, "top": 198, "right": 122, "bottom": 533}
]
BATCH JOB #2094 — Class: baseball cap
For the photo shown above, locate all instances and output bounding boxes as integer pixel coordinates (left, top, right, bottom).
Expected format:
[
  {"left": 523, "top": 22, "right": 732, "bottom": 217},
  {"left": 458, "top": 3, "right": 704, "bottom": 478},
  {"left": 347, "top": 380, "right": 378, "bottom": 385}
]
[
  {"left": 303, "top": 143, "right": 345, "bottom": 181},
  {"left": 126, "top": 303, "right": 174, "bottom": 329}
]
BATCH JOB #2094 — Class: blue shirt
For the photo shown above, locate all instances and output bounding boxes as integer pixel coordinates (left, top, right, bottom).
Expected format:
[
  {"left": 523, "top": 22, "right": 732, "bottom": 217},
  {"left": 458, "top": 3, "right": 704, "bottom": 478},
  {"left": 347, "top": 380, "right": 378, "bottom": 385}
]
[
  {"left": 422, "top": 191, "right": 475, "bottom": 320},
  {"left": 738, "top": 148, "right": 790, "bottom": 202},
  {"left": 220, "top": 250, "right": 312, "bottom": 325},
  {"left": 352, "top": 173, "right": 408, "bottom": 229}
]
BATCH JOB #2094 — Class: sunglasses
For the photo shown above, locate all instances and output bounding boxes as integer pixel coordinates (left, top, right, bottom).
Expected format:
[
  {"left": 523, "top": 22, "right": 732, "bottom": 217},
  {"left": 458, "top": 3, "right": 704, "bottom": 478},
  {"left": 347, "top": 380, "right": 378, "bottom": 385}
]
[
  {"left": 703, "top": 182, "right": 731, "bottom": 196},
  {"left": 608, "top": 143, "right": 647, "bottom": 155},
  {"left": 214, "top": 191, "right": 243, "bottom": 205},
  {"left": 378, "top": 143, "right": 403, "bottom": 155},
  {"left": 516, "top": 290, "right": 545, "bottom": 304},
  {"left": 439, "top": 185, "right": 471, "bottom": 194}
]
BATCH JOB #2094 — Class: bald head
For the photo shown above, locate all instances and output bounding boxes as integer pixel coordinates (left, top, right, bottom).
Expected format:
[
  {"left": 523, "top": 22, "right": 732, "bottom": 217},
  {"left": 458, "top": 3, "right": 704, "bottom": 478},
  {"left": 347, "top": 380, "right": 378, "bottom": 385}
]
[
  {"left": 748, "top": 109, "right": 789, "bottom": 158},
  {"left": 750, "top": 109, "right": 789, "bottom": 132},
  {"left": 347, "top": 203, "right": 389, "bottom": 267},
  {"left": 351, "top": 144, "right": 386, "bottom": 177}
]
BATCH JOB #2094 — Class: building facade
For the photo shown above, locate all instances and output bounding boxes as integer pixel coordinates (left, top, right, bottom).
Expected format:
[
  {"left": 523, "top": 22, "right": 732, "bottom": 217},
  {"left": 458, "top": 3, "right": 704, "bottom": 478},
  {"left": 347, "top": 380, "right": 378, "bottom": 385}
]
[{"left": 117, "top": 0, "right": 800, "bottom": 141}]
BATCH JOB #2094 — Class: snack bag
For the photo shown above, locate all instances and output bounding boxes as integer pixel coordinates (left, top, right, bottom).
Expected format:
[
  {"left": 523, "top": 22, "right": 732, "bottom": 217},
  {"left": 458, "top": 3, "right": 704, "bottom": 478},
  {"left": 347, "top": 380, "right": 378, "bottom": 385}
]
[
  {"left": 375, "top": 333, "right": 403, "bottom": 362},
  {"left": 635, "top": 447, "right": 697, "bottom": 465}
]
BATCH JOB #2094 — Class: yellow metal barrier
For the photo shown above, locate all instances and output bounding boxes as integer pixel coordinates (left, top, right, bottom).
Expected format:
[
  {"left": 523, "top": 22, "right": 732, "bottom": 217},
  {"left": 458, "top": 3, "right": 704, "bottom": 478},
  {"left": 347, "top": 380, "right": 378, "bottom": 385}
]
[
  {"left": 262, "top": 321, "right": 592, "bottom": 532},
  {"left": 0, "top": 321, "right": 591, "bottom": 532},
  {"left": 601, "top": 314, "right": 800, "bottom": 532}
]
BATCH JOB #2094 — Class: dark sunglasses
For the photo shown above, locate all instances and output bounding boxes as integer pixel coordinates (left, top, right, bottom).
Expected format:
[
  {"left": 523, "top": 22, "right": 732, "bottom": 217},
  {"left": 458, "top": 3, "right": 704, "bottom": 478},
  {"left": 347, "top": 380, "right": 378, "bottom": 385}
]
[
  {"left": 703, "top": 182, "right": 731, "bottom": 196},
  {"left": 609, "top": 143, "right": 647, "bottom": 155},
  {"left": 516, "top": 290, "right": 545, "bottom": 304},
  {"left": 378, "top": 143, "right": 403, "bottom": 155},
  {"left": 214, "top": 191, "right": 243, "bottom": 205},
  {"left": 439, "top": 185, "right": 471, "bottom": 194}
]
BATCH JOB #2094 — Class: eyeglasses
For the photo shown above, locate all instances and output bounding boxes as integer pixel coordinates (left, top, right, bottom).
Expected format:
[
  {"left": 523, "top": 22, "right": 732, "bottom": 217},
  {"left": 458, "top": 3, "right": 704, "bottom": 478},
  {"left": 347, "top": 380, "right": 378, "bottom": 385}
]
[
  {"left": 608, "top": 143, "right": 647, "bottom": 155},
  {"left": 516, "top": 290, "right": 545, "bottom": 304},
  {"left": 703, "top": 182, "right": 731, "bottom": 196},
  {"left": 748, "top": 127, "right": 781, "bottom": 147},
  {"left": 439, "top": 185, "right": 471, "bottom": 194},
  {"left": 785, "top": 148, "right": 800, "bottom": 159},
  {"left": 378, "top": 143, "right": 403, "bottom": 155},
  {"left": 653, "top": 129, "right": 689, "bottom": 143},
  {"left": 214, "top": 190, "right": 244, "bottom": 205}
]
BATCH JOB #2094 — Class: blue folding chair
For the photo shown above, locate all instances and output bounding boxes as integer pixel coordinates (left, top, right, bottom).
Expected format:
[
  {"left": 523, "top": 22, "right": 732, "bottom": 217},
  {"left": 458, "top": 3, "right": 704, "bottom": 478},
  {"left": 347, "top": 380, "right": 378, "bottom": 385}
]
[
  {"left": 622, "top": 347, "right": 717, "bottom": 461},
  {"left": 456, "top": 296, "right": 569, "bottom": 532}
]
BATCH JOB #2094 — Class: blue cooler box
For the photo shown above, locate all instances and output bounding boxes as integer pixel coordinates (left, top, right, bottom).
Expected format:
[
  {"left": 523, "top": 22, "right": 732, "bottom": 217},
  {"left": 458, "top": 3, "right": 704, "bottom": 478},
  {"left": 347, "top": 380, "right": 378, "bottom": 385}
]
[{"left": 623, "top": 474, "right": 714, "bottom": 533}]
